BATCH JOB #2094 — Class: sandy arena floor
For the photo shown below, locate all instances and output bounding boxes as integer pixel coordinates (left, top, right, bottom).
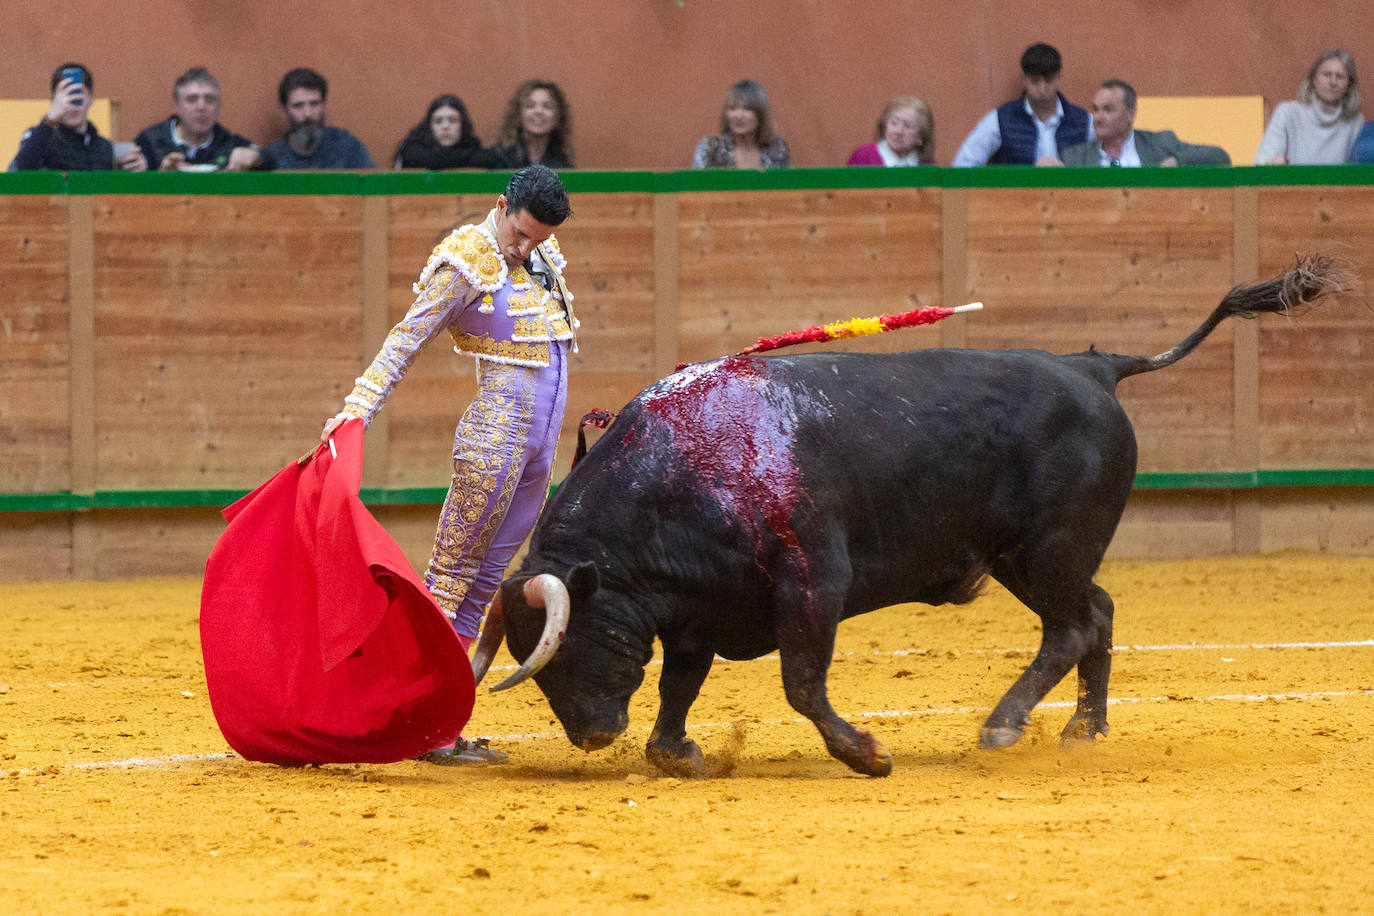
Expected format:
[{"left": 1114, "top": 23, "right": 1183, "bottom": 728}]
[{"left": 3, "top": 553, "right": 1373, "bottom": 914}]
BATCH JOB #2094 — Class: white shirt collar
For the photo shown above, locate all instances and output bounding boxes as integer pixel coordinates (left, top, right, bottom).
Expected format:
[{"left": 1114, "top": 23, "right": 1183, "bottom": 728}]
[
  {"left": 1097, "top": 132, "right": 1141, "bottom": 167},
  {"left": 876, "top": 139, "right": 920, "bottom": 167},
  {"left": 1022, "top": 95, "right": 1065, "bottom": 128},
  {"left": 171, "top": 118, "right": 211, "bottom": 158}
]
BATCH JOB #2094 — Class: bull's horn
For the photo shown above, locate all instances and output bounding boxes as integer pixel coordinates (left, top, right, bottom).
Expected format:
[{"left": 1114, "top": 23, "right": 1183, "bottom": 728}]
[
  {"left": 488, "top": 573, "right": 570, "bottom": 693},
  {"left": 469, "top": 587, "right": 506, "bottom": 686}
]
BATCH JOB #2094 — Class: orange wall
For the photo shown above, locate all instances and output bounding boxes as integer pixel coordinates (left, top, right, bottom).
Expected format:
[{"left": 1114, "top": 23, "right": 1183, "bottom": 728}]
[{"left": 3, "top": 2, "right": 1372, "bottom": 169}]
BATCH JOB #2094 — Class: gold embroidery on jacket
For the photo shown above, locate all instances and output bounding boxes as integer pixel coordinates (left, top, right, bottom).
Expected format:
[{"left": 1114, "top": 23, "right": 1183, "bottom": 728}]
[{"left": 448, "top": 330, "right": 552, "bottom": 367}]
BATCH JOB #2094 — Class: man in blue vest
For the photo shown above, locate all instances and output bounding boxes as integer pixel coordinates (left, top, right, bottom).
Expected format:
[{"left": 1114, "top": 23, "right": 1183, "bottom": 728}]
[{"left": 952, "top": 43, "right": 1092, "bottom": 167}]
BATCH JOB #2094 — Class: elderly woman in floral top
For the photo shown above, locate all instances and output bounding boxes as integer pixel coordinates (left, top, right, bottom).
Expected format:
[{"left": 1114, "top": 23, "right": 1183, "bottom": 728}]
[{"left": 692, "top": 79, "right": 791, "bottom": 170}]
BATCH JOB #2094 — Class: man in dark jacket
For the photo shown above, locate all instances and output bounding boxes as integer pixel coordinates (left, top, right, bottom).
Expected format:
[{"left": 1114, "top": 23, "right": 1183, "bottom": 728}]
[
  {"left": 134, "top": 68, "right": 263, "bottom": 172},
  {"left": 952, "top": 43, "right": 1092, "bottom": 166},
  {"left": 1047, "top": 80, "right": 1231, "bottom": 167},
  {"left": 11, "top": 63, "right": 145, "bottom": 172},
  {"left": 261, "top": 68, "right": 375, "bottom": 169}
]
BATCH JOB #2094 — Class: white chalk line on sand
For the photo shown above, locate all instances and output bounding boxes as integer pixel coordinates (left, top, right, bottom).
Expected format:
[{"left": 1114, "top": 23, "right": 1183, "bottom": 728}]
[
  {"left": 5, "top": 639, "right": 1371, "bottom": 692},
  {"left": 15, "top": 687, "right": 1374, "bottom": 777}
]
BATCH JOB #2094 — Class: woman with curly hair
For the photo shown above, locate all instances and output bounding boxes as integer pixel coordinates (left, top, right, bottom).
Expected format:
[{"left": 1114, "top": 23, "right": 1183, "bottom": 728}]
[{"left": 486, "top": 79, "right": 574, "bottom": 169}]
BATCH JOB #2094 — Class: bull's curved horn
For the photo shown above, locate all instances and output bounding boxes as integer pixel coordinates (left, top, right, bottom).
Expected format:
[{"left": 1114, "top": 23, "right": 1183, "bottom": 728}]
[
  {"left": 488, "top": 573, "right": 570, "bottom": 693},
  {"left": 469, "top": 587, "right": 506, "bottom": 686}
]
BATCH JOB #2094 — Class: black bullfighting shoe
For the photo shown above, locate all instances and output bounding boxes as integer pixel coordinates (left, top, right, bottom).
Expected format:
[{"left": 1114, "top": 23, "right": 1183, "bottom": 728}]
[{"left": 417, "top": 737, "right": 509, "bottom": 766}]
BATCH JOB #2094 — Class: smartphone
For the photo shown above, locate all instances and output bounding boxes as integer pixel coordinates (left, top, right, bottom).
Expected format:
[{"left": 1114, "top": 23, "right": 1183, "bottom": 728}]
[{"left": 61, "top": 66, "right": 85, "bottom": 87}]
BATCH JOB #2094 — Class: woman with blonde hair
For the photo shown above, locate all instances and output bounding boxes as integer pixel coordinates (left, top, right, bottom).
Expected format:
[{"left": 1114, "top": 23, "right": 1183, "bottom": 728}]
[
  {"left": 692, "top": 79, "right": 791, "bottom": 170},
  {"left": 486, "top": 79, "right": 574, "bottom": 169},
  {"left": 847, "top": 96, "right": 935, "bottom": 166},
  {"left": 1255, "top": 48, "right": 1364, "bottom": 164}
]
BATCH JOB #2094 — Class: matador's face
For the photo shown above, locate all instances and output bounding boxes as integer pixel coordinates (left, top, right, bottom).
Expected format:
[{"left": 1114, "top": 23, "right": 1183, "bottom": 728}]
[{"left": 494, "top": 195, "right": 556, "bottom": 266}]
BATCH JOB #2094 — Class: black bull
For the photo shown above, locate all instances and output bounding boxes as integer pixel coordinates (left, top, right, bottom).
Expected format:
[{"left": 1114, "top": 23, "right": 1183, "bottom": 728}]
[{"left": 472, "top": 258, "right": 1344, "bottom": 777}]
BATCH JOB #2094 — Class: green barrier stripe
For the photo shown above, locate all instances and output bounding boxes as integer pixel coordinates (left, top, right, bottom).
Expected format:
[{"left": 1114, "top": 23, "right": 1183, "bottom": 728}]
[
  {"left": 7, "top": 164, "right": 1374, "bottom": 197},
  {"left": 358, "top": 486, "right": 451, "bottom": 505},
  {"left": 1131, "top": 471, "right": 1258, "bottom": 489},
  {"left": 361, "top": 171, "right": 516, "bottom": 195},
  {"left": 1257, "top": 468, "right": 1374, "bottom": 486},
  {"left": 0, "top": 493, "right": 89, "bottom": 511},
  {"left": 2, "top": 470, "right": 1370, "bottom": 512},
  {"left": 63, "top": 170, "right": 366, "bottom": 195},
  {"left": 361, "top": 170, "right": 665, "bottom": 195},
  {"left": 0, "top": 172, "right": 67, "bottom": 193}
]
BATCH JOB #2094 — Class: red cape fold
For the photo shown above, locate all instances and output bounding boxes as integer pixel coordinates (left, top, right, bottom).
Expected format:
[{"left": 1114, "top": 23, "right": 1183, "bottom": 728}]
[{"left": 200, "top": 420, "right": 473, "bottom": 765}]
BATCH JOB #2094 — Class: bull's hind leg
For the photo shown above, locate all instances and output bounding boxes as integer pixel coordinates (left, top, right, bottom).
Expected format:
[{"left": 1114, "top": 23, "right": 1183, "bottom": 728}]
[
  {"left": 645, "top": 642, "right": 714, "bottom": 777},
  {"left": 1060, "top": 583, "right": 1113, "bottom": 743},
  {"left": 773, "top": 552, "right": 892, "bottom": 777},
  {"left": 985, "top": 544, "right": 1114, "bottom": 749}
]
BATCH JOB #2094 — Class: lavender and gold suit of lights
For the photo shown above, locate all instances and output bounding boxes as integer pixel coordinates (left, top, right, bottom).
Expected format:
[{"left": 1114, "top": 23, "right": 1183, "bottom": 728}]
[{"left": 339, "top": 210, "right": 577, "bottom": 639}]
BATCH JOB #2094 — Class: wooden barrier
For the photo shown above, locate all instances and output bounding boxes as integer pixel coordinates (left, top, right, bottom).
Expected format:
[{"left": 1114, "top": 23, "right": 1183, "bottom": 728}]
[{"left": 1, "top": 167, "right": 1372, "bottom": 578}]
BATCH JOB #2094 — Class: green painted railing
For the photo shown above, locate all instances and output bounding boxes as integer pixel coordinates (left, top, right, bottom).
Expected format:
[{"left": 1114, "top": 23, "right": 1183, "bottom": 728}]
[
  {"left": 4, "top": 163, "right": 1374, "bottom": 197},
  {"left": 2, "top": 469, "right": 1371, "bottom": 513}
]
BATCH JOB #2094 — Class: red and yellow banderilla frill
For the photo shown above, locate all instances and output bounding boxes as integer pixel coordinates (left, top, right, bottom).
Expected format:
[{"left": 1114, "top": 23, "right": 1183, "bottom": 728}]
[{"left": 739, "top": 302, "right": 983, "bottom": 355}]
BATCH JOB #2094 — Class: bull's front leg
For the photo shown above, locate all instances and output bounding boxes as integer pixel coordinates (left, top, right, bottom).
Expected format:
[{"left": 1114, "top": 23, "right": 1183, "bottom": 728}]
[
  {"left": 774, "top": 570, "right": 891, "bottom": 777},
  {"left": 645, "top": 641, "right": 714, "bottom": 777}
]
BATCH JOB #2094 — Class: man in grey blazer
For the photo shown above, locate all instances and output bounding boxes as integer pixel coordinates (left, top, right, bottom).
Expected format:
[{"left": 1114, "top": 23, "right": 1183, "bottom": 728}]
[{"left": 1043, "top": 80, "right": 1231, "bottom": 167}]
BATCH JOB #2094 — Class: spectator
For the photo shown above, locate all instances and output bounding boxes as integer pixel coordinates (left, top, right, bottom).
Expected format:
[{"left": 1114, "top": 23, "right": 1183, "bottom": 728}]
[
  {"left": 1047, "top": 80, "right": 1230, "bottom": 167},
  {"left": 11, "top": 63, "right": 144, "bottom": 172},
  {"left": 393, "top": 94, "right": 484, "bottom": 170},
  {"left": 262, "top": 68, "right": 375, "bottom": 169},
  {"left": 847, "top": 96, "right": 934, "bottom": 166},
  {"left": 1351, "top": 122, "right": 1374, "bottom": 163},
  {"left": 1255, "top": 49, "right": 1364, "bottom": 165},
  {"left": 134, "top": 68, "right": 262, "bottom": 172},
  {"left": 952, "top": 42, "right": 1091, "bottom": 167},
  {"left": 485, "top": 80, "right": 574, "bottom": 170},
  {"left": 693, "top": 79, "right": 791, "bottom": 170}
]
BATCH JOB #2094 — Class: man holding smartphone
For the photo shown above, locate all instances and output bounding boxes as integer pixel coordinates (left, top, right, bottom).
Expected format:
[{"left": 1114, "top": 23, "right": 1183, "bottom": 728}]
[{"left": 10, "top": 63, "right": 146, "bottom": 172}]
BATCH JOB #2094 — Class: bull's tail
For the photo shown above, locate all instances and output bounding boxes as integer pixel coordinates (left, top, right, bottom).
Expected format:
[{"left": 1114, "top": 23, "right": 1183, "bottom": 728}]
[{"left": 1109, "top": 254, "right": 1352, "bottom": 382}]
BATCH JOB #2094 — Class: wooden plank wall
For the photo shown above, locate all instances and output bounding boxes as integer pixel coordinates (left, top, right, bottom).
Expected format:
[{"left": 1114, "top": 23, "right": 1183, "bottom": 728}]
[
  {"left": 1, "top": 184, "right": 1371, "bottom": 579},
  {"left": 965, "top": 187, "right": 1238, "bottom": 472},
  {"left": 0, "top": 194, "right": 73, "bottom": 577},
  {"left": 1255, "top": 187, "right": 1374, "bottom": 554},
  {"left": 1, "top": 194, "right": 71, "bottom": 492}
]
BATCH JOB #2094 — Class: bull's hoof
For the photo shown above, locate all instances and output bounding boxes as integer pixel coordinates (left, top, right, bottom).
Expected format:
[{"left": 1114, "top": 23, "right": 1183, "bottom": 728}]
[
  {"left": 978, "top": 725, "right": 1024, "bottom": 750},
  {"left": 646, "top": 738, "right": 706, "bottom": 778},
  {"left": 836, "top": 731, "right": 892, "bottom": 777},
  {"left": 1060, "top": 714, "right": 1109, "bottom": 746}
]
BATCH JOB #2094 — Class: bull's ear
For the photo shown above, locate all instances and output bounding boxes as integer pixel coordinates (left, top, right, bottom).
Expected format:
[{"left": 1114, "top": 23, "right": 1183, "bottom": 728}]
[{"left": 566, "top": 561, "right": 600, "bottom": 601}]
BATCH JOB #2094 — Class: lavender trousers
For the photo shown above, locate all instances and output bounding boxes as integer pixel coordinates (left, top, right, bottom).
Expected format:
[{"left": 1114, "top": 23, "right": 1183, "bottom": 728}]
[{"left": 424, "top": 343, "right": 568, "bottom": 638}]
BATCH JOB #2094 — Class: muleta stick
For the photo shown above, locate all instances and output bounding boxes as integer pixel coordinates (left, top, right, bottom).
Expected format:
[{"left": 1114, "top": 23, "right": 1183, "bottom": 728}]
[{"left": 739, "top": 302, "right": 984, "bottom": 355}]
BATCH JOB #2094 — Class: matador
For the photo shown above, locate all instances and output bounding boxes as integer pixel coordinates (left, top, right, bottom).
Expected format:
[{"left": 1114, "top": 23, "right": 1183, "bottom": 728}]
[{"left": 312, "top": 165, "right": 576, "bottom": 764}]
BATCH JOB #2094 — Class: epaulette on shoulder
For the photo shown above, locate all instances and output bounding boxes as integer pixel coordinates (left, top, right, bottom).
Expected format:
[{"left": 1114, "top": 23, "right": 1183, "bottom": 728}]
[
  {"left": 540, "top": 233, "right": 567, "bottom": 271},
  {"left": 413, "top": 222, "right": 507, "bottom": 294}
]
